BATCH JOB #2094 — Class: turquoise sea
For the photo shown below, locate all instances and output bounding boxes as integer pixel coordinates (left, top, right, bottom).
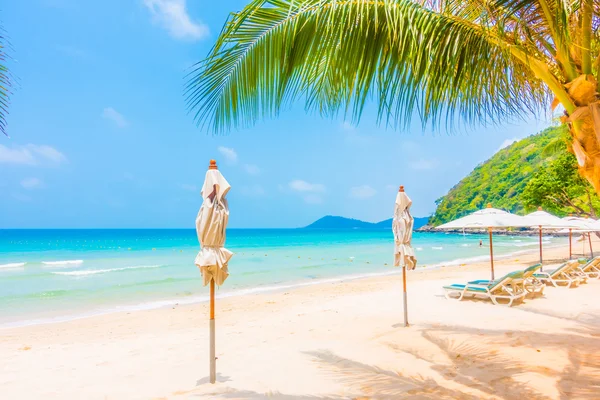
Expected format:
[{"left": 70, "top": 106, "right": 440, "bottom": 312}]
[{"left": 0, "top": 229, "right": 563, "bottom": 328}]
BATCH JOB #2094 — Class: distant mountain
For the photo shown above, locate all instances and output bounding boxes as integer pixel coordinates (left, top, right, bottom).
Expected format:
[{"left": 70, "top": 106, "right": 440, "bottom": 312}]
[
  {"left": 374, "top": 217, "right": 430, "bottom": 230},
  {"left": 304, "top": 215, "right": 430, "bottom": 230}
]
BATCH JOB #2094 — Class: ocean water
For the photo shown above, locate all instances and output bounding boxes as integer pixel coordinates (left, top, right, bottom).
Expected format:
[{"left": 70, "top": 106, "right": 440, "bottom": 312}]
[{"left": 0, "top": 229, "right": 563, "bottom": 328}]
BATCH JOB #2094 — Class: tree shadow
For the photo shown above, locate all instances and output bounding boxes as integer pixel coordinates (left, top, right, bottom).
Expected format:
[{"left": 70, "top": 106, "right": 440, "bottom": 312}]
[
  {"left": 419, "top": 330, "right": 552, "bottom": 400},
  {"left": 509, "top": 308, "right": 600, "bottom": 399},
  {"left": 416, "top": 317, "right": 600, "bottom": 399},
  {"left": 181, "top": 309, "right": 599, "bottom": 399},
  {"left": 516, "top": 307, "right": 600, "bottom": 337},
  {"left": 191, "top": 388, "right": 345, "bottom": 399},
  {"left": 303, "top": 350, "right": 481, "bottom": 399},
  {"left": 186, "top": 350, "right": 480, "bottom": 399}
]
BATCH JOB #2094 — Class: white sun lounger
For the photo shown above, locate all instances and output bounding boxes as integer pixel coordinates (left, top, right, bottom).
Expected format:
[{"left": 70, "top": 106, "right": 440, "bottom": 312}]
[
  {"left": 443, "top": 271, "right": 526, "bottom": 307},
  {"left": 533, "top": 260, "right": 583, "bottom": 288}
]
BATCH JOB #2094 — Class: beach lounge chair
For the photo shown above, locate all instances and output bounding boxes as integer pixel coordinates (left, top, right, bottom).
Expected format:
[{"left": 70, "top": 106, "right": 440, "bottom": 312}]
[
  {"left": 563, "top": 260, "right": 589, "bottom": 284},
  {"left": 576, "top": 257, "right": 600, "bottom": 279},
  {"left": 443, "top": 271, "right": 526, "bottom": 306},
  {"left": 533, "top": 260, "right": 583, "bottom": 288},
  {"left": 466, "top": 264, "right": 545, "bottom": 296},
  {"left": 522, "top": 264, "right": 545, "bottom": 295}
]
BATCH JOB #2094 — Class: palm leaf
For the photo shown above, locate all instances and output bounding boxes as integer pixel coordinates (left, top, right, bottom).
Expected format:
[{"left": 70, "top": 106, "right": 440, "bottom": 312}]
[
  {"left": 186, "top": 0, "right": 554, "bottom": 133},
  {"left": 0, "top": 24, "right": 12, "bottom": 137}
]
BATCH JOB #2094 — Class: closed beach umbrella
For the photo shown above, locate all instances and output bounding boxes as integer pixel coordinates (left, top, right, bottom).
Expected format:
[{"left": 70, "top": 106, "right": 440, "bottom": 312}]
[
  {"left": 393, "top": 186, "right": 417, "bottom": 327},
  {"left": 524, "top": 208, "right": 571, "bottom": 267},
  {"left": 436, "top": 204, "right": 530, "bottom": 280},
  {"left": 195, "top": 159, "right": 233, "bottom": 384}
]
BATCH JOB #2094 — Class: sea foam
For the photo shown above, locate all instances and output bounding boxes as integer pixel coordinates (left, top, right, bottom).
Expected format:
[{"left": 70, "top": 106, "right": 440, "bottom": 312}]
[
  {"left": 52, "top": 265, "right": 162, "bottom": 276},
  {"left": 0, "top": 262, "right": 26, "bottom": 270},
  {"left": 42, "top": 260, "right": 84, "bottom": 266}
]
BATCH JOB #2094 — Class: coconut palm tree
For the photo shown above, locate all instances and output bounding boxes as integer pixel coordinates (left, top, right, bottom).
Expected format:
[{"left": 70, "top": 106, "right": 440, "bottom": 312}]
[
  {"left": 0, "top": 24, "right": 11, "bottom": 137},
  {"left": 186, "top": 1, "right": 600, "bottom": 191}
]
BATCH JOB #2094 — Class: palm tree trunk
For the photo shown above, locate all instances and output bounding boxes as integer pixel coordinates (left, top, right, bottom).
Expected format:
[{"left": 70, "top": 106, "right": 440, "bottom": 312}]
[{"left": 564, "top": 75, "right": 600, "bottom": 195}]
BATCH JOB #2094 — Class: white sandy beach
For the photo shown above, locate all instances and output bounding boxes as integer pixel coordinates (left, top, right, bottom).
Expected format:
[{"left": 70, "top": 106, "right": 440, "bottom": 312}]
[{"left": 1, "top": 242, "right": 600, "bottom": 399}]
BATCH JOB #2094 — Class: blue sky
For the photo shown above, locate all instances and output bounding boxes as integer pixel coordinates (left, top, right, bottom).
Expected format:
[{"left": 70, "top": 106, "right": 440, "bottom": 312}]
[{"left": 1, "top": 0, "right": 553, "bottom": 228}]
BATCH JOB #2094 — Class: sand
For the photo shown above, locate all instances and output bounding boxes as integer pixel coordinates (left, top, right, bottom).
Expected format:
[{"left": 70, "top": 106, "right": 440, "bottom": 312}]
[{"left": 1, "top": 242, "right": 600, "bottom": 399}]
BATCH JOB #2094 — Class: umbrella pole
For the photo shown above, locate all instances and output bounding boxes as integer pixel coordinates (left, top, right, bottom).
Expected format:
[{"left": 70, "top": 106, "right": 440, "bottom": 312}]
[
  {"left": 402, "top": 265, "right": 408, "bottom": 327},
  {"left": 209, "top": 278, "right": 216, "bottom": 384},
  {"left": 488, "top": 228, "right": 495, "bottom": 281},
  {"left": 569, "top": 229, "right": 572, "bottom": 259},
  {"left": 589, "top": 233, "right": 594, "bottom": 259},
  {"left": 538, "top": 225, "right": 543, "bottom": 270}
]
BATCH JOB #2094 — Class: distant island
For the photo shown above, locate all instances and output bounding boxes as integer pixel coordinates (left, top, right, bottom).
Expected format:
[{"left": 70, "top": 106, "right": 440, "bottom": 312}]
[{"left": 304, "top": 215, "right": 430, "bottom": 230}]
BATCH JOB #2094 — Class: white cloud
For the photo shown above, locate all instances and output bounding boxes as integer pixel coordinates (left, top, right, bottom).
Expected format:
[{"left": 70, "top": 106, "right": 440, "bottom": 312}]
[
  {"left": 409, "top": 159, "right": 438, "bottom": 171},
  {"left": 0, "top": 144, "right": 67, "bottom": 166},
  {"left": 350, "top": 185, "right": 377, "bottom": 199},
  {"left": 180, "top": 183, "right": 198, "bottom": 192},
  {"left": 21, "top": 178, "right": 43, "bottom": 189},
  {"left": 143, "top": 0, "right": 209, "bottom": 41},
  {"left": 102, "top": 107, "right": 128, "bottom": 128},
  {"left": 240, "top": 184, "right": 265, "bottom": 197},
  {"left": 286, "top": 180, "right": 326, "bottom": 204},
  {"left": 303, "top": 194, "right": 323, "bottom": 204},
  {"left": 33, "top": 145, "right": 67, "bottom": 163},
  {"left": 498, "top": 138, "right": 518, "bottom": 152},
  {"left": 244, "top": 164, "right": 260, "bottom": 175},
  {"left": 217, "top": 146, "right": 238, "bottom": 164},
  {"left": 0, "top": 145, "right": 36, "bottom": 165},
  {"left": 289, "top": 180, "right": 326, "bottom": 193}
]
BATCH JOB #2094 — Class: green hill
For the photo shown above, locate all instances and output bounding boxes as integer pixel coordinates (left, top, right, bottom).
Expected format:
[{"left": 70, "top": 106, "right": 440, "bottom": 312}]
[{"left": 429, "top": 125, "right": 600, "bottom": 226}]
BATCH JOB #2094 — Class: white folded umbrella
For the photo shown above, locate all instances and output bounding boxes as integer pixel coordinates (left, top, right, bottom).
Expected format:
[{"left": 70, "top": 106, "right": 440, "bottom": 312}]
[
  {"left": 392, "top": 186, "right": 417, "bottom": 327},
  {"left": 195, "top": 159, "right": 233, "bottom": 385},
  {"left": 195, "top": 166, "right": 233, "bottom": 286}
]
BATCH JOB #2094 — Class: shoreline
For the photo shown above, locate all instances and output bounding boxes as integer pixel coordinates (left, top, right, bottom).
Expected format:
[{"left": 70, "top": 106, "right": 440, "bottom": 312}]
[
  {"left": 2, "top": 238, "right": 598, "bottom": 399},
  {"left": 0, "top": 241, "right": 571, "bottom": 330}
]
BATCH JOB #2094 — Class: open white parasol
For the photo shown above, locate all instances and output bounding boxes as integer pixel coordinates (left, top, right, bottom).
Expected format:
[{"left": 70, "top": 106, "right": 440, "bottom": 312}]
[{"left": 436, "top": 204, "right": 531, "bottom": 280}]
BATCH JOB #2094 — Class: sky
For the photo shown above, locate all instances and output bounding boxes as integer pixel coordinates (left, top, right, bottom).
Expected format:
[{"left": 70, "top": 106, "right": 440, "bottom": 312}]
[{"left": 1, "top": 0, "right": 554, "bottom": 229}]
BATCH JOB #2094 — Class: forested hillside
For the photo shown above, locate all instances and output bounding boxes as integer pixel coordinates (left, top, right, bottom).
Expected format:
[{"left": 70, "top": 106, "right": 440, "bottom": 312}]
[{"left": 429, "top": 125, "right": 600, "bottom": 226}]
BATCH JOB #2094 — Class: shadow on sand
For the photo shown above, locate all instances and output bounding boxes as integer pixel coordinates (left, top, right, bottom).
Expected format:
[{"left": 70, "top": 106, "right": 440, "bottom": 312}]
[{"left": 186, "top": 306, "right": 600, "bottom": 399}]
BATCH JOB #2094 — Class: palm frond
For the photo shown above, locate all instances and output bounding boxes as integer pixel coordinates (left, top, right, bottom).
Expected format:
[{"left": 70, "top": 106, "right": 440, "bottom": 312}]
[
  {"left": 186, "top": 0, "right": 553, "bottom": 133},
  {"left": 0, "top": 24, "right": 12, "bottom": 137}
]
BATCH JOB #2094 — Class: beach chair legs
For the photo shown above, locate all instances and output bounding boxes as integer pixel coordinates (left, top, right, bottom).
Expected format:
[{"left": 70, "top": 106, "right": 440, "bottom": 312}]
[
  {"left": 443, "top": 288, "right": 464, "bottom": 301},
  {"left": 541, "top": 276, "right": 579, "bottom": 288},
  {"left": 444, "top": 287, "right": 522, "bottom": 307},
  {"left": 524, "top": 282, "right": 545, "bottom": 297},
  {"left": 490, "top": 295, "right": 514, "bottom": 307}
]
